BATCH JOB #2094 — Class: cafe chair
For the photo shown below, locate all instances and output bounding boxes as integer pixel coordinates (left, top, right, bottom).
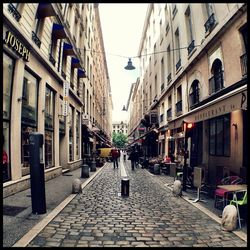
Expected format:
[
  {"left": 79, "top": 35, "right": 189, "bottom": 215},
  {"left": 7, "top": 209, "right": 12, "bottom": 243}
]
[
  {"left": 230, "top": 190, "right": 247, "bottom": 228},
  {"left": 214, "top": 176, "right": 242, "bottom": 209}
]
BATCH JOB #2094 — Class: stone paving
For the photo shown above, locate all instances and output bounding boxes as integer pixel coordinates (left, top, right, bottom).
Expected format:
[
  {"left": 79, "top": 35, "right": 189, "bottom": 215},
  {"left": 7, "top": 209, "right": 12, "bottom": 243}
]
[{"left": 27, "top": 161, "right": 247, "bottom": 247}]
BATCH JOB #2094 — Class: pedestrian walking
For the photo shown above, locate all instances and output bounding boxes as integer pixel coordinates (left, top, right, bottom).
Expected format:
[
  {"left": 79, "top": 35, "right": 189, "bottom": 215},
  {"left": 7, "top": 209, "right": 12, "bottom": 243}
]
[
  {"left": 128, "top": 148, "right": 136, "bottom": 171},
  {"left": 123, "top": 151, "right": 126, "bottom": 161},
  {"left": 111, "top": 148, "right": 119, "bottom": 169}
]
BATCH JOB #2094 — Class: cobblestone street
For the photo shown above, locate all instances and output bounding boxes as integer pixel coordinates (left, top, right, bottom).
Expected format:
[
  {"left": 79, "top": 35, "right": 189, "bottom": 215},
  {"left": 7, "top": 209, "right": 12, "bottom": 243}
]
[{"left": 27, "top": 161, "right": 247, "bottom": 247}]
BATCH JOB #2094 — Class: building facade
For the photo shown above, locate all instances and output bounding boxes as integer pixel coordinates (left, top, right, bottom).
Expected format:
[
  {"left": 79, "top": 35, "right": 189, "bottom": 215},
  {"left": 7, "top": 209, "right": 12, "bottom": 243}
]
[
  {"left": 128, "top": 3, "right": 247, "bottom": 188},
  {"left": 112, "top": 121, "right": 128, "bottom": 136},
  {"left": 3, "top": 3, "right": 112, "bottom": 197}
]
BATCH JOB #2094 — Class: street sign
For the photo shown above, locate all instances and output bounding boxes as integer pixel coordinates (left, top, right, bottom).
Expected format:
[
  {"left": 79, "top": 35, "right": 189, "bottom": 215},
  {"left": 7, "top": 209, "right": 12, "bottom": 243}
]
[{"left": 63, "top": 82, "right": 69, "bottom": 116}]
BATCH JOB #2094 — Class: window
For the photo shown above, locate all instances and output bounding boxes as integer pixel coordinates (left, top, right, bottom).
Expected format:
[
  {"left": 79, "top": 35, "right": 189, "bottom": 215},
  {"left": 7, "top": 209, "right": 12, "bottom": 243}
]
[
  {"left": 45, "top": 86, "right": 54, "bottom": 168},
  {"left": 209, "top": 59, "right": 224, "bottom": 94},
  {"left": 161, "top": 58, "right": 164, "bottom": 92},
  {"left": 76, "top": 111, "right": 80, "bottom": 159},
  {"left": 68, "top": 105, "right": 74, "bottom": 161},
  {"left": 59, "top": 97, "right": 66, "bottom": 134},
  {"left": 175, "top": 28, "right": 181, "bottom": 70},
  {"left": 167, "top": 45, "right": 171, "bottom": 83},
  {"left": 209, "top": 114, "right": 230, "bottom": 156},
  {"left": 189, "top": 80, "right": 200, "bottom": 108},
  {"left": 240, "top": 25, "right": 247, "bottom": 76},
  {"left": 21, "top": 69, "right": 38, "bottom": 175},
  {"left": 3, "top": 53, "right": 14, "bottom": 182},
  {"left": 185, "top": 6, "right": 195, "bottom": 55}
]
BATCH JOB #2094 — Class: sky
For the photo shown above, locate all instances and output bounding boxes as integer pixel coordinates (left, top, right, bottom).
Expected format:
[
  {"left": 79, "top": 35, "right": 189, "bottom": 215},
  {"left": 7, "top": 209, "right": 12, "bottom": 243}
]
[{"left": 99, "top": 3, "right": 148, "bottom": 123}]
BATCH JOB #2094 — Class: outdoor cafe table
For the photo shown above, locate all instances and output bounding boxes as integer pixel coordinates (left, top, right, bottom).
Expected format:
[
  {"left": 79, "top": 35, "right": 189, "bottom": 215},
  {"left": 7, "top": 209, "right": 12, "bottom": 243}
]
[{"left": 217, "top": 184, "right": 247, "bottom": 228}]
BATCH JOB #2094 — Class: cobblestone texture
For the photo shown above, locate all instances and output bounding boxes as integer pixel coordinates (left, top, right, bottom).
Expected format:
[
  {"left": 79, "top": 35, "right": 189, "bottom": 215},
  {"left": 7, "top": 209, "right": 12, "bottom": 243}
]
[{"left": 27, "top": 162, "right": 247, "bottom": 247}]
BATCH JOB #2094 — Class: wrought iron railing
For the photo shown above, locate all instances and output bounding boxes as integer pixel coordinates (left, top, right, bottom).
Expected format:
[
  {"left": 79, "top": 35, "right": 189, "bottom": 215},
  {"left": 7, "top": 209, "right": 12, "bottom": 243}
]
[
  {"left": 167, "top": 108, "right": 172, "bottom": 120},
  {"left": 189, "top": 89, "right": 200, "bottom": 108},
  {"left": 204, "top": 13, "right": 216, "bottom": 33},
  {"left": 209, "top": 71, "right": 224, "bottom": 95},
  {"left": 176, "top": 59, "right": 181, "bottom": 71},
  {"left": 8, "top": 3, "right": 21, "bottom": 22},
  {"left": 187, "top": 40, "right": 195, "bottom": 55},
  {"left": 175, "top": 100, "right": 182, "bottom": 115},
  {"left": 49, "top": 53, "right": 56, "bottom": 66},
  {"left": 32, "top": 31, "right": 41, "bottom": 48}
]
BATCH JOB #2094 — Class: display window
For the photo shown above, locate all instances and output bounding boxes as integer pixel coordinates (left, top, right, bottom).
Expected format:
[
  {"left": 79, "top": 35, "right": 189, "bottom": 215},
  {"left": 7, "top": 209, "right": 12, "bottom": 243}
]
[{"left": 3, "top": 52, "right": 14, "bottom": 182}]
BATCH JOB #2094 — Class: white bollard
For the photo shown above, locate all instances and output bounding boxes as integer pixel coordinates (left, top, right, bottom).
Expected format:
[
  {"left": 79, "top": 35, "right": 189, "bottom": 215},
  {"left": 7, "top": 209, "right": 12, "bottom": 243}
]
[
  {"left": 72, "top": 178, "right": 82, "bottom": 194},
  {"left": 221, "top": 204, "right": 237, "bottom": 231},
  {"left": 172, "top": 180, "right": 182, "bottom": 196}
]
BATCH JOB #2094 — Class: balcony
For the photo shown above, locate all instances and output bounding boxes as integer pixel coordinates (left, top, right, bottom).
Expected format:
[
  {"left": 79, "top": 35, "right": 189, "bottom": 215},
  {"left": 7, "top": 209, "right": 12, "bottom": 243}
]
[
  {"left": 204, "top": 13, "right": 216, "bottom": 33},
  {"left": 32, "top": 31, "right": 41, "bottom": 48},
  {"left": 167, "top": 73, "right": 172, "bottom": 84},
  {"left": 187, "top": 40, "right": 195, "bottom": 55},
  {"left": 209, "top": 71, "right": 224, "bottom": 95},
  {"left": 49, "top": 53, "right": 56, "bottom": 66},
  {"left": 176, "top": 59, "right": 181, "bottom": 71},
  {"left": 61, "top": 70, "right": 66, "bottom": 80},
  {"left": 189, "top": 89, "right": 200, "bottom": 109},
  {"left": 167, "top": 108, "right": 172, "bottom": 121},
  {"left": 175, "top": 100, "right": 182, "bottom": 116},
  {"left": 8, "top": 3, "right": 21, "bottom": 21},
  {"left": 240, "top": 53, "right": 247, "bottom": 77}
]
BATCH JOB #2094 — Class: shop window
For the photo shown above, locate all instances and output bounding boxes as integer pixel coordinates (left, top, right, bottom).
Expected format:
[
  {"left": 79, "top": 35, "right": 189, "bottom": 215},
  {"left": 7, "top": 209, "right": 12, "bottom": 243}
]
[
  {"left": 45, "top": 86, "right": 54, "bottom": 168},
  {"left": 3, "top": 53, "right": 14, "bottom": 182},
  {"left": 76, "top": 111, "right": 80, "bottom": 159},
  {"left": 59, "top": 97, "right": 66, "bottom": 134},
  {"left": 209, "top": 114, "right": 230, "bottom": 156},
  {"left": 21, "top": 69, "right": 38, "bottom": 175},
  {"left": 69, "top": 105, "right": 74, "bottom": 162}
]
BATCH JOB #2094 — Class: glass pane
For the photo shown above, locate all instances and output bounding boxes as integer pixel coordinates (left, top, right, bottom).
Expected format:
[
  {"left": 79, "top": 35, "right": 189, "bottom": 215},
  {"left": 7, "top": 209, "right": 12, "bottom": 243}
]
[
  {"left": 3, "top": 122, "right": 11, "bottom": 181},
  {"left": 22, "top": 70, "right": 38, "bottom": 126},
  {"left": 21, "top": 126, "right": 36, "bottom": 176},
  {"left": 209, "top": 119, "right": 215, "bottom": 155},
  {"left": 216, "top": 118, "right": 223, "bottom": 155},
  {"left": 3, "top": 53, "right": 14, "bottom": 120},
  {"left": 45, "top": 130, "right": 54, "bottom": 168},
  {"left": 223, "top": 115, "right": 230, "bottom": 156},
  {"left": 45, "top": 87, "right": 54, "bottom": 130}
]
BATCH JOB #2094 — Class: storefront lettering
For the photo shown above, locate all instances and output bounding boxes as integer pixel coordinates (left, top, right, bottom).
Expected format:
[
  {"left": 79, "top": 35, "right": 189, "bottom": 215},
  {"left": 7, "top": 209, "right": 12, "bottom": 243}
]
[
  {"left": 195, "top": 105, "right": 226, "bottom": 121},
  {"left": 4, "top": 30, "right": 30, "bottom": 61}
]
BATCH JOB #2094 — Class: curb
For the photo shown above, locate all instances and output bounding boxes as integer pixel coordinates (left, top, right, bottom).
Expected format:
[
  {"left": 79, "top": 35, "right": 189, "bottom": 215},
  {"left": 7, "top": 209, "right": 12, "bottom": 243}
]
[
  {"left": 144, "top": 169, "right": 247, "bottom": 243},
  {"left": 12, "top": 163, "right": 107, "bottom": 247}
]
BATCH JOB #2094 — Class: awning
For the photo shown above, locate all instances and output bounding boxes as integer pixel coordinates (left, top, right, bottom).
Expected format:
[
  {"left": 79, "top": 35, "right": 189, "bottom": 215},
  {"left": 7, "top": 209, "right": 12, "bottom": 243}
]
[
  {"left": 168, "top": 85, "right": 247, "bottom": 130},
  {"left": 36, "top": 3, "right": 56, "bottom": 19},
  {"left": 78, "top": 69, "right": 87, "bottom": 78},
  {"left": 52, "top": 23, "right": 67, "bottom": 40},
  {"left": 71, "top": 57, "right": 81, "bottom": 68},
  {"left": 63, "top": 42, "right": 76, "bottom": 56}
]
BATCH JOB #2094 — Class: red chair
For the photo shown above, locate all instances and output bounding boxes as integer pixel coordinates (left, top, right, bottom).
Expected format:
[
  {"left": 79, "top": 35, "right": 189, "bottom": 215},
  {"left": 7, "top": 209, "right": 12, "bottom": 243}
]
[{"left": 214, "top": 176, "right": 243, "bottom": 209}]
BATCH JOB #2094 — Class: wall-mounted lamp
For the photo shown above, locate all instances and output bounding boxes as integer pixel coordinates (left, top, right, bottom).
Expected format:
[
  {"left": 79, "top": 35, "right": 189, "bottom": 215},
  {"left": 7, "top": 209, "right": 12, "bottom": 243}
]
[
  {"left": 122, "top": 105, "right": 127, "bottom": 111},
  {"left": 17, "top": 97, "right": 23, "bottom": 102}
]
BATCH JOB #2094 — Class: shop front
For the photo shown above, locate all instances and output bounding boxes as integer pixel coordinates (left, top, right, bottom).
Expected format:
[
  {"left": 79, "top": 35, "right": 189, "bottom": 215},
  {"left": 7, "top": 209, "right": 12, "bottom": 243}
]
[{"left": 168, "top": 84, "right": 247, "bottom": 188}]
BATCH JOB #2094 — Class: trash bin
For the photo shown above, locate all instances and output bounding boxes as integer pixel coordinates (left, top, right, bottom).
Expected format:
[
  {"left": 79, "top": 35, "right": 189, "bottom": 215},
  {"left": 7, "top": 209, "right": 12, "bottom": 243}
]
[
  {"left": 81, "top": 163, "right": 89, "bottom": 178},
  {"left": 154, "top": 164, "right": 160, "bottom": 175},
  {"left": 121, "top": 178, "right": 129, "bottom": 197}
]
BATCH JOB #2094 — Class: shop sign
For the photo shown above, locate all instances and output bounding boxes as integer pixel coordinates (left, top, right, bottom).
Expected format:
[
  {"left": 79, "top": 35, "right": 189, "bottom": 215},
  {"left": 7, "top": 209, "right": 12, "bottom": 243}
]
[
  {"left": 63, "top": 82, "right": 69, "bottom": 116},
  {"left": 4, "top": 30, "right": 30, "bottom": 61}
]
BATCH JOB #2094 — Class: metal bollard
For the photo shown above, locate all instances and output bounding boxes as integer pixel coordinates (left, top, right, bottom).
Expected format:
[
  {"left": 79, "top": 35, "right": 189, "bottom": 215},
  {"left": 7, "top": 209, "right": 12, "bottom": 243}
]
[
  {"left": 81, "top": 163, "right": 89, "bottom": 178},
  {"left": 121, "top": 178, "right": 129, "bottom": 197},
  {"left": 72, "top": 178, "right": 82, "bottom": 194},
  {"left": 90, "top": 160, "right": 96, "bottom": 172}
]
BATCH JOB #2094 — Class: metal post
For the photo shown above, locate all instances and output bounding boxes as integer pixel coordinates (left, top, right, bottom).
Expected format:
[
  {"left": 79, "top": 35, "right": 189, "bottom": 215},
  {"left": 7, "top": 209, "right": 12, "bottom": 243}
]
[
  {"left": 29, "top": 132, "right": 46, "bottom": 214},
  {"left": 121, "top": 178, "right": 129, "bottom": 197},
  {"left": 183, "top": 133, "right": 188, "bottom": 192}
]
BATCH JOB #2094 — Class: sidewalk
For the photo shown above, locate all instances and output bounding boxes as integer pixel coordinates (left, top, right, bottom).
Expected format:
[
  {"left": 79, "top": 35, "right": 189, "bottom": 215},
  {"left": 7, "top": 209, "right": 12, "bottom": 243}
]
[
  {"left": 145, "top": 170, "right": 247, "bottom": 240},
  {"left": 3, "top": 164, "right": 105, "bottom": 247}
]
